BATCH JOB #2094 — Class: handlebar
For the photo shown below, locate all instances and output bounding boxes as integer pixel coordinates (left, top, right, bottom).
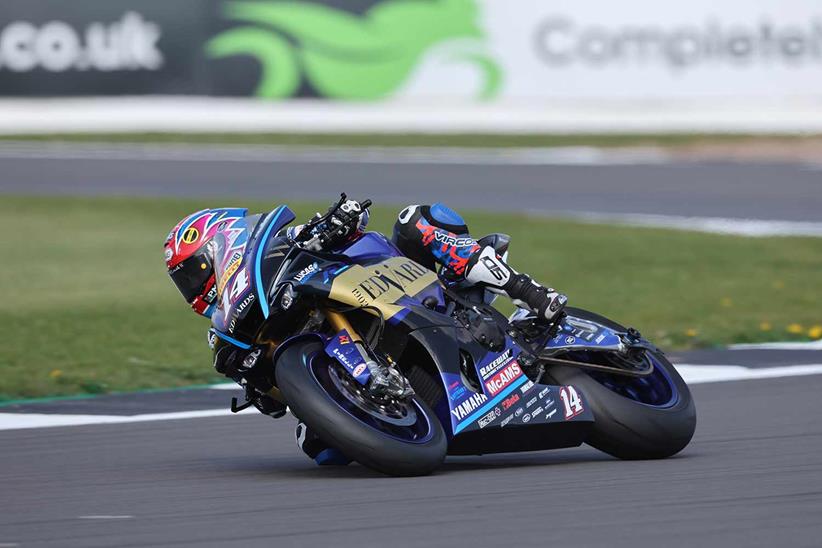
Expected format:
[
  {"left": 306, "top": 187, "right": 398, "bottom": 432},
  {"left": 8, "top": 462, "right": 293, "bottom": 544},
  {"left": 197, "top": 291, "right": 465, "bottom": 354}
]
[{"left": 295, "top": 193, "right": 371, "bottom": 247}]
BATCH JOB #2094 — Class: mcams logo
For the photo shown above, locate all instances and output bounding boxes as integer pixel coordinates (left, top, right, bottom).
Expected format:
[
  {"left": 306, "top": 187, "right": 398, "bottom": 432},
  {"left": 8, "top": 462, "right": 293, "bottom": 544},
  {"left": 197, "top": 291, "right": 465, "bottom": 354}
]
[
  {"left": 535, "top": 17, "right": 822, "bottom": 70},
  {"left": 0, "top": 12, "right": 163, "bottom": 72},
  {"left": 206, "top": 0, "right": 501, "bottom": 100}
]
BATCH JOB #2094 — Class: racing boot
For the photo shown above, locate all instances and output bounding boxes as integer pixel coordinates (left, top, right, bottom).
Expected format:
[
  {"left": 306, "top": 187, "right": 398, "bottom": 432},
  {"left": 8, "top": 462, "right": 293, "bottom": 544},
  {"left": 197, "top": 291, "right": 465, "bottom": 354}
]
[
  {"left": 465, "top": 246, "right": 567, "bottom": 323},
  {"left": 295, "top": 422, "right": 352, "bottom": 466}
]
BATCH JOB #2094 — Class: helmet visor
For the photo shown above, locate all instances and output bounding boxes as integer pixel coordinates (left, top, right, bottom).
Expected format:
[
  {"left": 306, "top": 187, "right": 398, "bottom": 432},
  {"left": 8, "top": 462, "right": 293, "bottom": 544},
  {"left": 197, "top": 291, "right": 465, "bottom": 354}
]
[{"left": 169, "top": 251, "right": 213, "bottom": 303}]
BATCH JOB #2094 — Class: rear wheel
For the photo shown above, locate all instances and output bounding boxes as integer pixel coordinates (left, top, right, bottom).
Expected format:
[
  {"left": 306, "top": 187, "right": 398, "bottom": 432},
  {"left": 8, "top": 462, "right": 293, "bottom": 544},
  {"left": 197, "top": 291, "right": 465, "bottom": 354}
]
[
  {"left": 276, "top": 341, "right": 447, "bottom": 476},
  {"left": 545, "top": 308, "right": 696, "bottom": 459}
]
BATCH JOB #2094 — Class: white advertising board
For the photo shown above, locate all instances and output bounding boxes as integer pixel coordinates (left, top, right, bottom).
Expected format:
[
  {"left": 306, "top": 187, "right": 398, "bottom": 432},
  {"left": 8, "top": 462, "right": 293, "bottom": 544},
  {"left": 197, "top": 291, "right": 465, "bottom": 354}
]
[{"left": 400, "top": 0, "right": 822, "bottom": 100}]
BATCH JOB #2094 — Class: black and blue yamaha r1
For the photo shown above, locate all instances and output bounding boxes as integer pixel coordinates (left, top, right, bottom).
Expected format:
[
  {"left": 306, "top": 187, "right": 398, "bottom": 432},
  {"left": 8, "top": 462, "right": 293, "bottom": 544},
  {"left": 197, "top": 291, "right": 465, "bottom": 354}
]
[{"left": 217, "top": 196, "right": 696, "bottom": 476}]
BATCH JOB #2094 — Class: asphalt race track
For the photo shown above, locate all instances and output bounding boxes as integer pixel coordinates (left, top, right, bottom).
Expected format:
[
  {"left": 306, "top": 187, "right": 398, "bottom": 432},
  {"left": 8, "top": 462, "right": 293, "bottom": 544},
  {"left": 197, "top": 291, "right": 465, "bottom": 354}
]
[
  {"left": 2, "top": 145, "right": 822, "bottom": 546},
  {"left": 0, "top": 142, "right": 821, "bottom": 222},
  {"left": 2, "top": 353, "right": 822, "bottom": 547}
]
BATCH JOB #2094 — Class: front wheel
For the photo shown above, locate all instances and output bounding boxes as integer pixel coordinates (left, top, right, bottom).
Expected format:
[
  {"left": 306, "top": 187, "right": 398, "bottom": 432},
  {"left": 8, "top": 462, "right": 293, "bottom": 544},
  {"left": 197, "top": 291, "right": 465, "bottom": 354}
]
[
  {"left": 545, "top": 308, "right": 696, "bottom": 459},
  {"left": 275, "top": 340, "right": 447, "bottom": 476}
]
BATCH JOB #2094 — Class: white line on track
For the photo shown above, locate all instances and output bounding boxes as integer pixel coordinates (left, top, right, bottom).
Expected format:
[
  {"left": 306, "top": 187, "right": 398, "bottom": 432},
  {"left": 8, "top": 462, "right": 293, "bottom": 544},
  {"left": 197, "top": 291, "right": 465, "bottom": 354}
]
[
  {"left": 729, "top": 340, "right": 822, "bottom": 350},
  {"left": 77, "top": 516, "right": 133, "bottom": 520},
  {"left": 2, "top": 363, "right": 822, "bottom": 432},
  {"left": 0, "top": 407, "right": 256, "bottom": 431},
  {"left": 676, "top": 363, "right": 822, "bottom": 384},
  {"left": 2, "top": 141, "right": 820, "bottom": 238},
  {"left": 0, "top": 141, "right": 669, "bottom": 166},
  {"left": 549, "top": 211, "right": 822, "bottom": 238}
]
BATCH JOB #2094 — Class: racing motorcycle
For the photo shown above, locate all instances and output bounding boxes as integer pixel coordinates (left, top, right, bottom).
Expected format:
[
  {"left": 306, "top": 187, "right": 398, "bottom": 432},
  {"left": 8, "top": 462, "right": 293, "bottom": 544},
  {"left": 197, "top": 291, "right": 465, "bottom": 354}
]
[{"left": 215, "top": 195, "right": 696, "bottom": 476}]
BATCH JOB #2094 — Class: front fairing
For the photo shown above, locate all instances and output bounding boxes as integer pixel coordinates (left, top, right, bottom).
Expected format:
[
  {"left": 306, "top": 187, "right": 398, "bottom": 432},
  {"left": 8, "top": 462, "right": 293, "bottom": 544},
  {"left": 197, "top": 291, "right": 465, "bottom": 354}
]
[
  {"left": 278, "top": 232, "right": 449, "bottom": 329},
  {"left": 211, "top": 205, "right": 296, "bottom": 343}
]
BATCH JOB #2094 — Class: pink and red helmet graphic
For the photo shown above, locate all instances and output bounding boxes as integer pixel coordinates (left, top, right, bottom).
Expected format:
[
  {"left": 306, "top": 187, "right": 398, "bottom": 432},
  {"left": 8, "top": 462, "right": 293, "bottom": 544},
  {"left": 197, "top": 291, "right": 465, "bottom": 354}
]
[{"left": 164, "top": 208, "right": 248, "bottom": 316}]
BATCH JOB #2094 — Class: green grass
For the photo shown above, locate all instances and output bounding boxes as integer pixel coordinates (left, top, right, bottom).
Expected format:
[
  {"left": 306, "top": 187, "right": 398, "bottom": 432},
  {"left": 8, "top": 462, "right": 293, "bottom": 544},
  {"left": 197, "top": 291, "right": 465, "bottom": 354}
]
[
  {"left": 2, "top": 132, "right": 820, "bottom": 148},
  {"left": 1, "top": 195, "right": 820, "bottom": 401}
]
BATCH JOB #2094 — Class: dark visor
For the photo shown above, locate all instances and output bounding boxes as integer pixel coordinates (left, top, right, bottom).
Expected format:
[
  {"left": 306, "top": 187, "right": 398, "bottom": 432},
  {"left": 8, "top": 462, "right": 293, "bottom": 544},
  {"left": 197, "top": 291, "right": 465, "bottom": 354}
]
[{"left": 169, "top": 251, "right": 213, "bottom": 302}]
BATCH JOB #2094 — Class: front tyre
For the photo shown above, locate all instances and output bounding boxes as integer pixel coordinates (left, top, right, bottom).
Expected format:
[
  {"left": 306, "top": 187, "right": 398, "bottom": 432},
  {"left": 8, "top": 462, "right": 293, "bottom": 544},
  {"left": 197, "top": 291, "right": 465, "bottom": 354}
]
[
  {"left": 546, "top": 308, "right": 696, "bottom": 460},
  {"left": 275, "top": 341, "right": 447, "bottom": 476}
]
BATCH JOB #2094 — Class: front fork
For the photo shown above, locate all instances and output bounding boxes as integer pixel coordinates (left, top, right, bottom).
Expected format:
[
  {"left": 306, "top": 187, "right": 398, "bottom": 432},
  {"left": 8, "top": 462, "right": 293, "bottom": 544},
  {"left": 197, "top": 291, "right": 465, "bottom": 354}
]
[{"left": 324, "top": 309, "right": 412, "bottom": 398}]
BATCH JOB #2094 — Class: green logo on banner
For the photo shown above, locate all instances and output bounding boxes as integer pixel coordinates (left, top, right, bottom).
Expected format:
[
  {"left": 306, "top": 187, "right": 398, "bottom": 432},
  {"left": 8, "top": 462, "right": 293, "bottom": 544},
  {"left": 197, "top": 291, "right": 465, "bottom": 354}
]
[{"left": 206, "top": 0, "right": 501, "bottom": 100}]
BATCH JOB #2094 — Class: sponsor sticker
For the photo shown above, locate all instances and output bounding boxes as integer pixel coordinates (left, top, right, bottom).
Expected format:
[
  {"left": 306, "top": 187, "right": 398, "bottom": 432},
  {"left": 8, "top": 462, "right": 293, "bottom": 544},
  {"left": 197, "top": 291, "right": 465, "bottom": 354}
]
[
  {"left": 526, "top": 397, "right": 538, "bottom": 408},
  {"left": 294, "top": 262, "right": 319, "bottom": 282},
  {"left": 433, "top": 231, "right": 477, "bottom": 248},
  {"left": 478, "top": 408, "right": 498, "bottom": 428},
  {"left": 450, "top": 392, "right": 488, "bottom": 421},
  {"left": 519, "top": 380, "right": 535, "bottom": 394},
  {"left": 501, "top": 393, "right": 520, "bottom": 411},
  {"left": 235, "top": 293, "right": 255, "bottom": 316},
  {"left": 448, "top": 380, "right": 468, "bottom": 402},
  {"left": 217, "top": 254, "right": 242, "bottom": 295},
  {"left": 484, "top": 361, "right": 522, "bottom": 396},
  {"left": 479, "top": 349, "right": 513, "bottom": 379},
  {"left": 332, "top": 347, "right": 355, "bottom": 369},
  {"left": 522, "top": 413, "right": 532, "bottom": 423}
]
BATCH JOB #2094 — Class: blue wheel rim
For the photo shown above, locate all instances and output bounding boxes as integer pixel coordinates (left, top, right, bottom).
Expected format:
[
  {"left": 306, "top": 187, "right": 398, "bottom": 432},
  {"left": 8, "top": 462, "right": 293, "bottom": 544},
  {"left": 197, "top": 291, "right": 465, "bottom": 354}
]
[
  {"left": 587, "top": 352, "right": 679, "bottom": 409},
  {"left": 307, "top": 353, "right": 435, "bottom": 444}
]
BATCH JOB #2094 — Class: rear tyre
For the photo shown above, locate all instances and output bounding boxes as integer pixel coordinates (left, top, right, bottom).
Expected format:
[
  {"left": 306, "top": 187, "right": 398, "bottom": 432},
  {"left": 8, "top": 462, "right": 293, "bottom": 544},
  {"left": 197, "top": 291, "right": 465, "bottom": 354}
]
[
  {"left": 276, "top": 341, "right": 447, "bottom": 476},
  {"left": 545, "top": 308, "right": 696, "bottom": 460}
]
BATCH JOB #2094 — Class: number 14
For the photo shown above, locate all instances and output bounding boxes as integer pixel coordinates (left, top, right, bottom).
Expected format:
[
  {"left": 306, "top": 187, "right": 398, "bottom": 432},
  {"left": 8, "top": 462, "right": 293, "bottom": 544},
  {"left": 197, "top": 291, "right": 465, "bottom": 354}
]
[{"left": 560, "top": 386, "right": 584, "bottom": 419}]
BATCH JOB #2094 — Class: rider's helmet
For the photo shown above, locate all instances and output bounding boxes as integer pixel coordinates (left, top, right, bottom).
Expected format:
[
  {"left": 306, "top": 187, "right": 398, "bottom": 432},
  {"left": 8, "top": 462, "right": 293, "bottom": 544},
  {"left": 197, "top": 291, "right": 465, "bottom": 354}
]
[{"left": 164, "top": 209, "right": 227, "bottom": 317}]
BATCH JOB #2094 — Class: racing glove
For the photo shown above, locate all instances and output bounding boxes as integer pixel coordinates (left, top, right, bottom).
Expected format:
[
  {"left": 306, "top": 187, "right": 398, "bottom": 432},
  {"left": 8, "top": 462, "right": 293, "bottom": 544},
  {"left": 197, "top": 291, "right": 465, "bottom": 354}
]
[
  {"left": 465, "top": 246, "right": 567, "bottom": 322},
  {"left": 288, "top": 200, "right": 368, "bottom": 251}
]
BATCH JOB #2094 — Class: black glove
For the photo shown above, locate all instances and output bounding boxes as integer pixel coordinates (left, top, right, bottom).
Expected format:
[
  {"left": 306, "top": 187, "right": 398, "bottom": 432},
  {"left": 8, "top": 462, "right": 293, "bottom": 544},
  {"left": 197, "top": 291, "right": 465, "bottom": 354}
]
[{"left": 316, "top": 199, "right": 363, "bottom": 248}]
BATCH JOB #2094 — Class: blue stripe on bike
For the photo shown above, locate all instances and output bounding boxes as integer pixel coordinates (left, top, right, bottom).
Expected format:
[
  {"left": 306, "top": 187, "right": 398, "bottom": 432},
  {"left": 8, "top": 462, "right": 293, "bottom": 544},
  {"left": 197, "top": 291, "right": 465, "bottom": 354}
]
[
  {"left": 213, "top": 330, "right": 252, "bottom": 350},
  {"left": 254, "top": 206, "right": 286, "bottom": 319},
  {"left": 388, "top": 308, "right": 410, "bottom": 325},
  {"left": 453, "top": 375, "right": 529, "bottom": 434}
]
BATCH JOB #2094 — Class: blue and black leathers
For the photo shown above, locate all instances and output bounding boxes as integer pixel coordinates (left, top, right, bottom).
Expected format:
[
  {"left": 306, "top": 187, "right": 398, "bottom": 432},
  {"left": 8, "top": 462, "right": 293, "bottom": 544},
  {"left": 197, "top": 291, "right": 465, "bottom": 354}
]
[{"left": 391, "top": 203, "right": 567, "bottom": 322}]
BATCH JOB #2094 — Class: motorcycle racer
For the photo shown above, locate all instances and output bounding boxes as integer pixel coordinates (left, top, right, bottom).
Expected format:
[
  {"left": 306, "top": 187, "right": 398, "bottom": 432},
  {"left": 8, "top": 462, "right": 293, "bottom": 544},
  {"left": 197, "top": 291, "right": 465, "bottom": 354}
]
[{"left": 164, "top": 198, "right": 567, "bottom": 461}]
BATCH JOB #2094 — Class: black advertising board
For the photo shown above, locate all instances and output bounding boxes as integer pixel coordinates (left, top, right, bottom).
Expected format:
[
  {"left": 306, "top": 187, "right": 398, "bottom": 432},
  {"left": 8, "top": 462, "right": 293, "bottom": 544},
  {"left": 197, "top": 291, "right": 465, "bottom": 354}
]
[
  {"left": 0, "top": 0, "right": 213, "bottom": 95},
  {"left": 0, "top": 0, "right": 393, "bottom": 97}
]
